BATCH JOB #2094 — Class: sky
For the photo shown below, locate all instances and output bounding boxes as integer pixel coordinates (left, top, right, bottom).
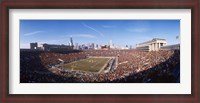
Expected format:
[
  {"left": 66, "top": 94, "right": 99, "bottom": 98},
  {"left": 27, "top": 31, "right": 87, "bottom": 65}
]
[{"left": 20, "top": 20, "right": 180, "bottom": 49}]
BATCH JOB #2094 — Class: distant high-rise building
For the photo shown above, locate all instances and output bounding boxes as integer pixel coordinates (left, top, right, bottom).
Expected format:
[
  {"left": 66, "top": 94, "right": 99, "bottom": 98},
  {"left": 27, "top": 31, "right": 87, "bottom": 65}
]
[
  {"left": 78, "top": 45, "right": 82, "bottom": 50},
  {"left": 96, "top": 44, "right": 98, "bottom": 48},
  {"left": 81, "top": 44, "right": 86, "bottom": 50},
  {"left": 94, "top": 44, "right": 99, "bottom": 49},
  {"left": 91, "top": 43, "right": 95, "bottom": 49},
  {"left": 109, "top": 40, "right": 112, "bottom": 46},
  {"left": 130, "top": 45, "right": 132, "bottom": 49},
  {"left": 70, "top": 37, "right": 74, "bottom": 49},
  {"left": 109, "top": 40, "right": 113, "bottom": 48},
  {"left": 75, "top": 43, "right": 79, "bottom": 50}
]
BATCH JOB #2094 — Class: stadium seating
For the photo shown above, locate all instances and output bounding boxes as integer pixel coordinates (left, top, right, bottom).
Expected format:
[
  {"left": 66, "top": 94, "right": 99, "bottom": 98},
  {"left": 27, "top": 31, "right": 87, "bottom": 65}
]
[{"left": 20, "top": 50, "right": 180, "bottom": 83}]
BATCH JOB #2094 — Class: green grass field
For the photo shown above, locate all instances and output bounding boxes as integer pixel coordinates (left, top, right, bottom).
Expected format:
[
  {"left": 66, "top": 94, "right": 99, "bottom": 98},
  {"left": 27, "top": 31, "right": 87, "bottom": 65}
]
[{"left": 63, "top": 57, "right": 110, "bottom": 72}]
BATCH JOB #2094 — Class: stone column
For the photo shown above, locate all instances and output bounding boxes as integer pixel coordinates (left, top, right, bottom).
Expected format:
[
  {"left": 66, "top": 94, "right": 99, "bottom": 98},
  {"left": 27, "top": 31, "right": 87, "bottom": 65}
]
[
  {"left": 155, "top": 43, "right": 157, "bottom": 51},
  {"left": 149, "top": 44, "right": 152, "bottom": 51},
  {"left": 152, "top": 43, "right": 154, "bottom": 51}
]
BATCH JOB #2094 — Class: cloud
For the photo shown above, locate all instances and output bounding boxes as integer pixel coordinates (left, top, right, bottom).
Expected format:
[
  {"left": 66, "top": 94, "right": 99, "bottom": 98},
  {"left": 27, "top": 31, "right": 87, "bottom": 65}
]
[
  {"left": 126, "top": 28, "right": 148, "bottom": 33},
  {"left": 82, "top": 23, "right": 104, "bottom": 37},
  {"left": 102, "top": 25, "right": 116, "bottom": 28},
  {"left": 24, "top": 31, "right": 43, "bottom": 36},
  {"left": 70, "top": 34, "right": 97, "bottom": 38}
]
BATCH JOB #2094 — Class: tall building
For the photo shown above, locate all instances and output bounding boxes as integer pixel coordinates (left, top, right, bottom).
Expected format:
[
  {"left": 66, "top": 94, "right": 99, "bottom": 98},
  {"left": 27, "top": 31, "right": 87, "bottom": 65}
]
[
  {"left": 30, "top": 42, "right": 38, "bottom": 49},
  {"left": 136, "top": 38, "right": 167, "bottom": 51},
  {"left": 95, "top": 44, "right": 99, "bottom": 49},
  {"left": 130, "top": 45, "right": 132, "bottom": 49},
  {"left": 75, "top": 43, "right": 79, "bottom": 50},
  {"left": 70, "top": 37, "right": 74, "bottom": 47},
  {"left": 109, "top": 40, "right": 112, "bottom": 46},
  {"left": 91, "top": 43, "right": 95, "bottom": 49},
  {"left": 109, "top": 40, "right": 113, "bottom": 49}
]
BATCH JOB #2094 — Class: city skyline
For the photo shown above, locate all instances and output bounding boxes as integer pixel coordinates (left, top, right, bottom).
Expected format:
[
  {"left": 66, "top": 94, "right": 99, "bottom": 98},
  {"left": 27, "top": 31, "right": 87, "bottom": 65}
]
[{"left": 20, "top": 20, "right": 180, "bottom": 49}]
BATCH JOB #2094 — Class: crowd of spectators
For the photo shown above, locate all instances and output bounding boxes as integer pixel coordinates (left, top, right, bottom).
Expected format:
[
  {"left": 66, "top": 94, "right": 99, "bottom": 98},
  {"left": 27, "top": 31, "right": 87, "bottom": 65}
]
[{"left": 20, "top": 49, "right": 180, "bottom": 83}]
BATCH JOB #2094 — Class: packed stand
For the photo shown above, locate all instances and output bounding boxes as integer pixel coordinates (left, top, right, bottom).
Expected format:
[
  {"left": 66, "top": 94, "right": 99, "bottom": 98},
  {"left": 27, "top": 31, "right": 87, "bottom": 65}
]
[{"left": 20, "top": 50, "right": 180, "bottom": 83}]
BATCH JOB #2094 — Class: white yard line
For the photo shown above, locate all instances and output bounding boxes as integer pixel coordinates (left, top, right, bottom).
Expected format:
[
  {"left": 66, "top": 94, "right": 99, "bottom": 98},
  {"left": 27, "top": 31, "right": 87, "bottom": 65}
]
[{"left": 98, "top": 58, "right": 112, "bottom": 73}]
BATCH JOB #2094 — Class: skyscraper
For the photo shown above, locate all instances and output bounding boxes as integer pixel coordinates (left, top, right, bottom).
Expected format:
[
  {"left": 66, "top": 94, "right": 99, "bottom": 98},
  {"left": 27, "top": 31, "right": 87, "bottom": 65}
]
[
  {"left": 70, "top": 37, "right": 74, "bottom": 46},
  {"left": 70, "top": 37, "right": 74, "bottom": 49},
  {"left": 109, "top": 40, "right": 113, "bottom": 49},
  {"left": 91, "top": 43, "right": 95, "bottom": 49},
  {"left": 75, "top": 43, "right": 79, "bottom": 50},
  {"left": 109, "top": 40, "right": 112, "bottom": 46}
]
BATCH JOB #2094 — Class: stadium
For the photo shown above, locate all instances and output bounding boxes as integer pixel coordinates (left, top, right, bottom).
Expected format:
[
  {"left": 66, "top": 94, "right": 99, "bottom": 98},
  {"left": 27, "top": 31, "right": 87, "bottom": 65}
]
[
  {"left": 20, "top": 20, "right": 181, "bottom": 83},
  {"left": 20, "top": 48, "right": 180, "bottom": 83}
]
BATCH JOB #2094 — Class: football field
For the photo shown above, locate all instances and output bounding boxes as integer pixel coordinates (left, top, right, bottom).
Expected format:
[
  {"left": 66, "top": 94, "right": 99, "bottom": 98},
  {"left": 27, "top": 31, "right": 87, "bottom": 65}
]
[{"left": 63, "top": 57, "right": 110, "bottom": 72}]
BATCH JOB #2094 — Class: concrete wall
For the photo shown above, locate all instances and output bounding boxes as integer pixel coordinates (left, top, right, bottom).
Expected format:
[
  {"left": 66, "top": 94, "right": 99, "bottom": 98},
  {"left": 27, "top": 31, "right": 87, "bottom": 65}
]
[{"left": 160, "top": 44, "right": 180, "bottom": 50}]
